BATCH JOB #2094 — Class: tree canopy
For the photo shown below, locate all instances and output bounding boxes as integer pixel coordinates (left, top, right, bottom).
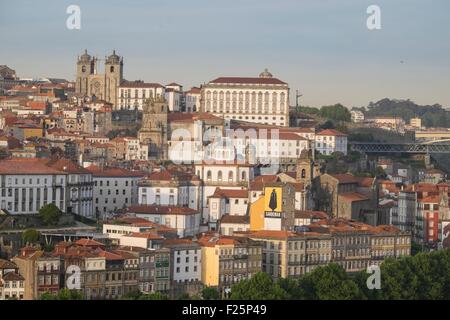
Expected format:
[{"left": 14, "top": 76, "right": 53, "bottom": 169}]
[
  {"left": 22, "top": 229, "right": 41, "bottom": 244},
  {"left": 39, "top": 289, "right": 83, "bottom": 300},
  {"left": 38, "top": 203, "right": 62, "bottom": 226},
  {"left": 230, "top": 272, "right": 289, "bottom": 300}
]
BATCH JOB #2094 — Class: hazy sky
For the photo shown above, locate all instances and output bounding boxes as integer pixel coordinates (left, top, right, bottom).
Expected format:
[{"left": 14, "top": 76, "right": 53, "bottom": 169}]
[{"left": 1, "top": 0, "right": 449, "bottom": 108}]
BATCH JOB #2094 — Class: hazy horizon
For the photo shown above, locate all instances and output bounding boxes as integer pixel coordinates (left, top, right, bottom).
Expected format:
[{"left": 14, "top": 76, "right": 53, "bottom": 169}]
[{"left": 1, "top": 0, "right": 449, "bottom": 109}]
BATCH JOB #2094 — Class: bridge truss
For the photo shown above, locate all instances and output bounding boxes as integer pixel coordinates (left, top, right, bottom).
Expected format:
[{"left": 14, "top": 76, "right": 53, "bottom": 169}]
[{"left": 350, "top": 142, "right": 450, "bottom": 154}]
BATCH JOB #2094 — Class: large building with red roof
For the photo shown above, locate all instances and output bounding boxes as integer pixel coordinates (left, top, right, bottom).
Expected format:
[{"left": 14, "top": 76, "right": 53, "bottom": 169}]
[
  {"left": 200, "top": 69, "right": 290, "bottom": 127},
  {"left": 0, "top": 158, "right": 94, "bottom": 217}
]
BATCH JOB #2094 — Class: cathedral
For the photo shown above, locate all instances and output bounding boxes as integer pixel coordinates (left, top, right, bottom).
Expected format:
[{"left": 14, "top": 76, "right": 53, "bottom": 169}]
[{"left": 75, "top": 50, "right": 123, "bottom": 106}]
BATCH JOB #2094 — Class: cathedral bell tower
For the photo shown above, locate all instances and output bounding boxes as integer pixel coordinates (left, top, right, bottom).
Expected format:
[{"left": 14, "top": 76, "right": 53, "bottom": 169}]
[
  {"left": 105, "top": 50, "right": 123, "bottom": 107},
  {"left": 76, "top": 49, "right": 95, "bottom": 96}
]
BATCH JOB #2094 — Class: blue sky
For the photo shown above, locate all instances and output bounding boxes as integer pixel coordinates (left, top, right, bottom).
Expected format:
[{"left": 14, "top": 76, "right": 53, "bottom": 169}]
[{"left": 1, "top": 0, "right": 449, "bottom": 108}]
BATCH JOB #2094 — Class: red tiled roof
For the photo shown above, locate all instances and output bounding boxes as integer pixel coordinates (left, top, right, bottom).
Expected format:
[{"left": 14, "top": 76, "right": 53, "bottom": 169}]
[
  {"left": 210, "top": 187, "right": 248, "bottom": 199},
  {"left": 295, "top": 210, "right": 329, "bottom": 220},
  {"left": 338, "top": 192, "right": 370, "bottom": 202},
  {"left": 249, "top": 175, "right": 279, "bottom": 191},
  {"left": 209, "top": 77, "right": 287, "bottom": 85},
  {"left": 168, "top": 112, "right": 222, "bottom": 123},
  {"left": 46, "top": 158, "right": 91, "bottom": 174},
  {"left": 418, "top": 195, "right": 440, "bottom": 203},
  {"left": 97, "top": 250, "right": 124, "bottom": 261},
  {"left": 317, "top": 129, "right": 347, "bottom": 137},
  {"left": 0, "top": 158, "right": 65, "bottom": 175},
  {"left": 75, "top": 238, "right": 105, "bottom": 247},
  {"left": 2, "top": 272, "right": 24, "bottom": 281},
  {"left": 220, "top": 215, "right": 250, "bottom": 224},
  {"left": 86, "top": 166, "right": 146, "bottom": 178}
]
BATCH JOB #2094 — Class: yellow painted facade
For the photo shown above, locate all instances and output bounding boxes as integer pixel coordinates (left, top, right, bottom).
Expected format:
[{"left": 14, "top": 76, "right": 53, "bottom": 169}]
[
  {"left": 250, "top": 196, "right": 265, "bottom": 231},
  {"left": 201, "top": 246, "right": 219, "bottom": 287},
  {"left": 23, "top": 128, "right": 43, "bottom": 139}
]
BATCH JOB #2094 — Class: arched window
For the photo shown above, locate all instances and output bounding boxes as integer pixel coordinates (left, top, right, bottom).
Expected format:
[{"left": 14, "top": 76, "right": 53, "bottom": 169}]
[
  {"left": 228, "top": 171, "right": 233, "bottom": 182},
  {"left": 81, "top": 66, "right": 86, "bottom": 73},
  {"left": 207, "top": 170, "right": 212, "bottom": 181},
  {"left": 110, "top": 66, "right": 115, "bottom": 73},
  {"left": 301, "top": 169, "right": 306, "bottom": 179},
  {"left": 241, "top": 171, "right": 247, "bottom": 181},
  {"left": 218, "top": 171, "right": 223, "bottom": 182}
]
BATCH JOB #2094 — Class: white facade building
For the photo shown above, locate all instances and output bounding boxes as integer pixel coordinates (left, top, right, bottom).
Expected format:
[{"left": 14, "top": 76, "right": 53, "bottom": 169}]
[
  {"left": 201, "top": 69, "right": 290, "bottom": 127},
  {"left": 0, "top": 158, "right": 94, "bottom": 217},
  {"left": 87, "top": 166, "right": 146, "bottom": 218},
  {"left": 314, "top": 129, "right": 348, "bottom": 155},
  {"left": 118, "top": 81, "right": 165, "bottom": 111},
  {"left": 163, "top": 239, "right": 202, "bottom": 283},
  {"left": 184, "top": 87, "right": 201, "bottom": 112},
  {"left": 351, "top": 110, "right": 365, "bottom": 123},
  {"left": 125, "top": 205, "right": 201, "bottom": 237}
]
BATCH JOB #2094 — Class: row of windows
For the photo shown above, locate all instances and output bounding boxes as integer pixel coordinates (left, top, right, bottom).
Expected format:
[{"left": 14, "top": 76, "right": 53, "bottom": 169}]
[
  {"left": 95, "top": 180, "right": 132, "bottom": 187},
  {"left": 3, "top": 280, "right": 24, "bottom": 288},
  {"left": 175, "top": 266, "right": 198, "bottom": 273}
]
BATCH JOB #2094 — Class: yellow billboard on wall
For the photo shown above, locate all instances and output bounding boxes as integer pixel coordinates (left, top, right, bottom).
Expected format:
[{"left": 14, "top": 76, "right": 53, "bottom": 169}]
[{"left": 264, "top": 187, "right": 282, "bottom": 215}]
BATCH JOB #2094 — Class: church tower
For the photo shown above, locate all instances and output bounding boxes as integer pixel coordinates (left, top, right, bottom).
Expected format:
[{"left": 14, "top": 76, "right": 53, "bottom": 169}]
[
  {"left": 139, "top": 96, "right": 168, "bottom": 160},
  {"left": 296, "top": 149, "right": 317, "bottom": 186},
  {"left": 105, "top": 50, "right": 123, "bottom": 107},
  {"left": 76, "top": 49, "right": 95, "bottom": 96}
]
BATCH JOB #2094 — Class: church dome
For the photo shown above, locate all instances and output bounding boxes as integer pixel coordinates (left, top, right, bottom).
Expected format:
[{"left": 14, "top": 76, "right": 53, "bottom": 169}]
[
  {"left": 106, "top": 50, "right": 121, "bottom": 64},
  {"left": 79, "top": 49, "right": 91, "bottom": 63},
  {"left": 259, "top": 68, "right": 273, "bottom": 78}
]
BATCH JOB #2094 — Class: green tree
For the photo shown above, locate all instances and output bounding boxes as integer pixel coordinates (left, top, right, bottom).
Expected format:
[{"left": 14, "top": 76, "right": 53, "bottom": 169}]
[
  {"left": 138, "top": 292, "right": 169, "bottom": 300},
  {"left": 230, "top": 272, "right": 288, "bottom": 300},
  {"left": 39, "top": 203, "right": 62, "bottom": 226},
  {"left": 319, "top": 104, "right": 351, "bottom": 122},
  {"left": 22, "top": 229, "right": 41, "bottom": 244},
  {"left": 297, "top": 263, "right": 364, "bottom": 300},
  {"left": 202, "top": 286, "right": 220, "bottom": 300},
  {"left": 39, "top": 289, "right": 83, "bottom": 300}
]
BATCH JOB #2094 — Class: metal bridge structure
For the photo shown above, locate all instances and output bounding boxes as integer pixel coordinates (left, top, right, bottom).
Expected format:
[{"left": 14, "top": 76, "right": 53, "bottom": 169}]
[{"left": 350, "top": 139, "right": 450, "bottom": 154}]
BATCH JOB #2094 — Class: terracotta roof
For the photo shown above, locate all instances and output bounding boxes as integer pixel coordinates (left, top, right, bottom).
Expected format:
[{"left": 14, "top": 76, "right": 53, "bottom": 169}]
[
  {"left": 220, "top": 215, "right": 250, "bottom": 224},
  {"left": 162, "top": 238, "right": 198, "bottom": 246},
  {"left": 210, "top": 187, "right": 248, "bottom": 199},
  {"left": 0, "top": 259, "right": 17, "bottom": 270},
  {"left": 208, "top": 77, "right": 287, "bottom": 85},
  {"left": 124, "top": 205, "right": 198, "bottom": 216},
  {"left": 418, "top": 195, "right": 440, "bottom": 203},
  {"left": 168, "top": 112, "right": 222, "bottom": 123},
  {"left": 329, "top": 173, "right": 358, "bottom": 184},
  {"left": 86, "top": 166, "right": 146, "bottom": 178},
  {"left": 197, "top": 234, "right": 251, "bottom": 247},
  {"left": 186, "top": 87, "right": 201, "bottom": 94},
  {"left": 338, "top": 192, "right": 370, "bottom": 202},
  {"left": 0, "top": 158, "right": 65, "bottom": 175},
  {"left": 2, "top": 272, "right": 24, "bottom": 281},
  {"left": 278, "top": 132, "right": 308, "bottom": 140},
  {"left": 97, "top": 250, "right": 124, "bottom": 261},
  {"left": 249, "top": 175, "right": 279, "bottom": 191},
  {"left": 46, "top": 158, "right": 91, "bottom": 174},
  {"left": 295, "top": 210, "right": 329, "bottom": 220},
  {"left": 317, "top": 129, "right": 348, "bottom": 137},
  {"left": 356, "top": 177, "right": 375, "bottom": 188},
  {"left": 75, "top": 238, "right": 105, "bottom": 247}
]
